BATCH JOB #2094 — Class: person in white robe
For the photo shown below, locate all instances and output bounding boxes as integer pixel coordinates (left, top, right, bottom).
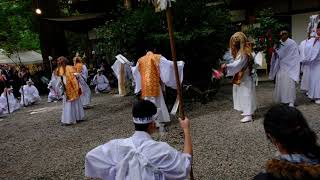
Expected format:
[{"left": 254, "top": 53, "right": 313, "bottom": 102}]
[
  {"left": 85, "top": 100, "right": 192, "bottom": 180},
  {"left": 19, "top": 79, "right": 41, "bottom": 106},
  {"left": 93, "top": 69, "right": 111, "bottom": 94},
  {"left": 302, "top": 23, "right": 320, "bottom": 104},
  {"left": 299, "top": 33, "right": 311, "bottom": 92},
  {"left": 221, "top": 32, "right": 256, "bottom": 123},
  {"left": 47, "top": 72, "right": 62, "bottom": 103},
  {"left": 0, "top": 87, "right": 20, "bottom": 114},
  {"left": 74, "top": 56, "right": 91, "bottom": 108},
  {"left": 131, "top": 51, "right": 184, "bottom": 127},
  {"left": 111, "top": 54, "right": 133, "bottom": 96},
  {"left": 269, "top": 31, "right": 300, "bottom": 107},
  {"left": 56, "top": 56, "right": 85, "bottom": 125}
]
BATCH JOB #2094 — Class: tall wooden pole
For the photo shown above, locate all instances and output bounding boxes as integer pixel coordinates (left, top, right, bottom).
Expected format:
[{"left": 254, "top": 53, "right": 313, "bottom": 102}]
[
  {"left": 166, "top": 7, "right": 194, "bottom": 180},
  {"left": 165, "top": 7, "right": 185, "bottom": 119}
]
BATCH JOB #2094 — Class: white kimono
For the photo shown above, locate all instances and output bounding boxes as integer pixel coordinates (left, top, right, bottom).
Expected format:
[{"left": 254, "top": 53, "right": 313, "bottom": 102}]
[
  {"left": 85, "top": 131, "right": 191, "bottom": 180},
  {"left": 131, "top": 56, "right": 184, "bottom": 123},
  {"left": 93, "top": 74, "right": 111, "bottom": 93},
  {"left": 226, "top": 54, "right": 256, "bottom": 115},
  {"left": 302, "top": 37, "right": 320, "bottom": 99},
  {"left": 19, "top": 85, "right": 41, "bottom": 106},
  {"left": 269, "top": 38, "right": 300, "bottom": 104},
  {"left": 299, "top": 39, "right": 310, "bottom": 91},
  {"left": 48, "top": 73, "right": 62, "bottom": 102},
  {"left": 112, "top": 55, "right": 133, "bottom": 96},
  {"left": 60, "top": 76, "right": 85, "bottom": 124},
  {"left": 0, "top": 92, "right": 20, "bottom": 114},
  {"left": 78, "top": 64, "right": 91, "bottom": 106}
]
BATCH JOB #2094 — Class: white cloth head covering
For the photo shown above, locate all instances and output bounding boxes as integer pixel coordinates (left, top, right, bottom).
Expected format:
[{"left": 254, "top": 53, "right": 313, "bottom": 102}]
[
  {"left": 133, "top": 113, "right": 158, "bottom": 124},
  {"left": 26, "top": 78, "right": 34, "bottom": 85}
]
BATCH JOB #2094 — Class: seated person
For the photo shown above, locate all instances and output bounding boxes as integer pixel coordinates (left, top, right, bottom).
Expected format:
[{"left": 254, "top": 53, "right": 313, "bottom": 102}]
[
  {"left": 19, "top": 79, "right": 41, "bottom": 106},
  {"left": 0, "top": 87, "right": 20, "bottom": 114},
  {"left": 254, "top": 104, "right": 320, "bottom": 180},
  {"left": 92, "top": 69, "right": 111, "bottom": 94},
  {"left": 85, "top": 100, "right": 192, "bottom": 180},
  {"left": 47, "top": 73, "right": 62, "bottom": 103}
]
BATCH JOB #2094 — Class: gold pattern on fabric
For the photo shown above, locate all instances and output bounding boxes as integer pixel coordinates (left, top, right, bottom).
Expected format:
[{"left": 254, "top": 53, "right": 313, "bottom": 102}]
[
  {"left": 58, "top": 65, "right": 81, "bottom": 101},
  {"left": 138, "top": 52, "right": 161, "bottom": 97}
]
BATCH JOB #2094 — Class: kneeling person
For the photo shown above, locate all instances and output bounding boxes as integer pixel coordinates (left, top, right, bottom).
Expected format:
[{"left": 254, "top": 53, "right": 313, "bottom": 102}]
[
  {"left": 85, "top": 100, "right": 192, "bottom": 180},
  {"left": 93, "top": 69, "right": 111, "bottom": 94},
  {"left": 20, "top": 79, "right": 41, "bottom": 106}
]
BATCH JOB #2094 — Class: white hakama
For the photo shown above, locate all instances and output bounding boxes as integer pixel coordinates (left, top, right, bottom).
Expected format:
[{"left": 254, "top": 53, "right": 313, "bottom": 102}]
[
  {"left": 85, "top": 131, "right": 191, "bottom": 180},
  {"left": 79, "top": 65, "right": 91, "bottom": 107},
  {"left": 269, "top": 38, "right": 300, "bottom": 104},
  {"left": 19, "top": 85, "right": 41, "bottom": 106},
  {"left": 274, "top": 68, "right": 296, "bottom": 103},
  {"left": 131, "top": 56, "right": 184, "bottom": 123},
  {"left": 226, "top": 54, "right": 256, "bottom": 116},
  {"left": 303, "top": 38, "right": 320, "bottom": 100},
  {"left": 61, "top": 96, "right": 85, "bottom": 124},
  {"left": 0, "top": 92, "right": 20, "bottom": 114},
  {"left": 93, "top": 74, "right": 111, "bottom": 93},
  {"left": 299, "top": 39, "right": 310, "bottom": 91}
]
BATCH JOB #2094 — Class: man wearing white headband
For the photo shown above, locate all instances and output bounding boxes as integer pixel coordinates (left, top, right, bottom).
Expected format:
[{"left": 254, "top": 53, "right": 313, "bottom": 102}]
[{"left": 85, "top": 100, "right": 192, "bottom": 180}]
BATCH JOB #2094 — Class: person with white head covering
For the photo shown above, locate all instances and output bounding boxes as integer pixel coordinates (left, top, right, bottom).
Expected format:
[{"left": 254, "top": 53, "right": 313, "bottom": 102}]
[
  {"left": 302, "top": 23, "right": 320, "bottom": 104},
  {"left": 221, "top": 32, "right": 257, "bottom": 123},
  {"left": 85, "top": 100, "right": 192, "bottom": 180},
  {"left": 47, "top": 72, "right": 62, "bottom": 103},
  {"left": 0, "top": 87, "right": 20, "bottom": 114},
  {"left": 92, "top": 68, "right": 111, "bottom": 94},
  {"left": 269, "top": 30, "right": 300, "bottom": 107},
  {"left": 111, "top": 54, "right": 133, "bottom": 96},
  {"left": 19, "top": 79, "right": 41, "bottom": 106}
]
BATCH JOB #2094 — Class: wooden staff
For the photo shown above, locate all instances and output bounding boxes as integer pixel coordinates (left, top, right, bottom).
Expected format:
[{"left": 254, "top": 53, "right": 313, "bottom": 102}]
[{"left": 166, "top": 7, "right": 194, "bottom": 180}]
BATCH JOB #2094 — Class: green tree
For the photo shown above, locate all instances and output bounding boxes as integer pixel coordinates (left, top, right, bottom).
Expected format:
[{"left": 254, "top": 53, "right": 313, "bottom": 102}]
[
  {"left": 0, "top": 0, "right": 40, "bottom": 60},
  {"left": 95, "top": 0, "right": 232, "bottom": 90}
]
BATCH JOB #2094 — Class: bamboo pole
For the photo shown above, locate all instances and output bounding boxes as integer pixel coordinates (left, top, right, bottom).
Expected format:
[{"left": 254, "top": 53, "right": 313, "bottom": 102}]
[{"left": 166, "top": 7, "right": 194, "bottom": 180}]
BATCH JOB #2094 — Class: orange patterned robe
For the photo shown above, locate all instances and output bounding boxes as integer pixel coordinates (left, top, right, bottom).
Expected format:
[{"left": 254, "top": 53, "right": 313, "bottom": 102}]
[
  {"left": 57, "top": 66, "right": 81, "bottom": 101},
  {"left": 138, "top": 52, "right": 161, "bottom": 98}
]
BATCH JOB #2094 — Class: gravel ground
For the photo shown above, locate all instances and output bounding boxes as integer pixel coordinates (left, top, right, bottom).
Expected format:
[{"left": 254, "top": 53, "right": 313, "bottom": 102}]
[{"left": 0, "top": 81, "right": 320, "bottom": 180}]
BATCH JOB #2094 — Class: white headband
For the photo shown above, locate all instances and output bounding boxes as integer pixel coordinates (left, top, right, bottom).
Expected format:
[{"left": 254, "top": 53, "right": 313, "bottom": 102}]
[{"left": 133, "top": 113, "right": 158, "bottom": 124}]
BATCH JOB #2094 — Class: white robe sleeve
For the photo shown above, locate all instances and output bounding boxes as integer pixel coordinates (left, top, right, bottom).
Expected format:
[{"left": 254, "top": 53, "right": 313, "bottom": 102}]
[
  {"left": 226, "top": 55, "right": 247, "bottom": 77},
  {"left": 85, "top": 141, "right": 118, "bottom": 180},
  {"left": 159, "top": 56, "right": 184, "bottom": 89},
  {"left": 103, "top": 75, "right": 109, "bottom": 84},
  {"left": 149, "top": 142, "right": 192, "bottom": 179},
  {"left": 131, "top": 63, "right": 141, "bottom": 94},
  {"left": 111, "top": 60, "right": 121, "bottom": 80}
]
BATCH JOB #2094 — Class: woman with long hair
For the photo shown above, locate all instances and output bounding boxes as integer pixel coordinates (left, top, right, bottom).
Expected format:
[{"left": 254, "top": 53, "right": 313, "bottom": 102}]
[
  {"left": 73, "top": 56, "right": 91, "bottom": 108},
  {"left": 221, "top": 32, "right": 256, "bottom": 123},
  {"left": 254, "top": 104, "right": 320, "bottom": 179},
  {"left": 56, "top": 56, "right": 84, "bottom": 125}
]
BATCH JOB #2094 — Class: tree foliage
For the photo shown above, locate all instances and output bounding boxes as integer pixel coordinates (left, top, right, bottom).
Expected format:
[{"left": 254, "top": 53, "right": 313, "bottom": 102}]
[
  {"left": 247, "top": 8, "right": 287, "bottom": 62},
  {"left": 95, "top": 0, "right": 232, "bottom": 89},
  {"left": 0, "top": 0, "right": 40, "bottom": 56}
]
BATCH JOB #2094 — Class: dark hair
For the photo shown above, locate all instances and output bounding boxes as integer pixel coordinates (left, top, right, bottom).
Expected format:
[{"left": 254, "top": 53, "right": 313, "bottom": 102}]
[
  {"left": 132, "top": 100, "right": 157, "bottom": 132},
  {"left": 264, "top": 104, "right": 320, "bottom": 160},
  {"left": 317, "top": 23, "right": 320, "bottom": 29}
]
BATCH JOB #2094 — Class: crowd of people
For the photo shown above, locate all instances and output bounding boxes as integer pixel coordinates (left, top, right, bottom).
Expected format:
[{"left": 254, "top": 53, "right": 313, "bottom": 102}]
[
  {"left": 2, "top": 20, "right": 320, "bottom": 180},
  {"left": 83, "top": 26, "right": 320, "bottom": 179}
]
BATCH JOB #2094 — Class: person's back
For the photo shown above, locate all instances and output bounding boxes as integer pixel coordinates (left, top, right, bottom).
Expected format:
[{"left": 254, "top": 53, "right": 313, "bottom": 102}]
[{"left": 85, "top": 100, "right": 192, "bottom": 180}]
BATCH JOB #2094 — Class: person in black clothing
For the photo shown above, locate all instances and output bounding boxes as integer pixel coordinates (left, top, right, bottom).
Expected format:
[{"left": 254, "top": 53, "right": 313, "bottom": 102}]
[{"left": 254, "top": 104, "right": 320, "bottom": 180}]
